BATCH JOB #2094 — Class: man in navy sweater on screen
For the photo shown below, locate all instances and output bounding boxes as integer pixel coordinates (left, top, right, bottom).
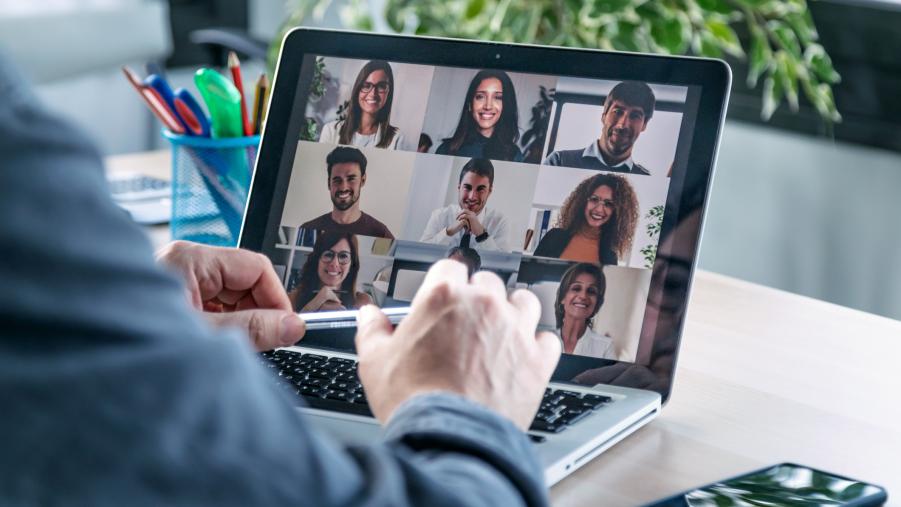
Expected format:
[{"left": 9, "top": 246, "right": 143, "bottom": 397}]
[{"left": 544, "top": 80, "right": 655, "bottom": 176}]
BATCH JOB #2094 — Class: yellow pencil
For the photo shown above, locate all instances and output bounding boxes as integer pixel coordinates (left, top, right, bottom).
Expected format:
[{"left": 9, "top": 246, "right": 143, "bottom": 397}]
[{"left": 251, "top": 73, "right": 269, "bottom": 135}]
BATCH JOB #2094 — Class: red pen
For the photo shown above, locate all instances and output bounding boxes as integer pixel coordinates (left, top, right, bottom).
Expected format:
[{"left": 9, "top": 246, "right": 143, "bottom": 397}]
[
  {"left": 228, "top": 51, "right": 252, "bottom": 136},
  {"left": 121, "top": 66, "right": 185, "bottom": 134}
]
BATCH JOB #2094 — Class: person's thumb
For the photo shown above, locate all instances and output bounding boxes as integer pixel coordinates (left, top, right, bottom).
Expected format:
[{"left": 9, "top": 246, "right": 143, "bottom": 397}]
[
  {"left": 354, "top": 305, "right": 392, "bottom": 356},
  {"left": 207, "top": 309, "right": 306, "bottom": 351}
]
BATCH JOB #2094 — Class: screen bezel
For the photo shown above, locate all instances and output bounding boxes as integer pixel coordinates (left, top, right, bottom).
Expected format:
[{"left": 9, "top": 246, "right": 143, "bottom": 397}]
[{"left": 239, "top": 28, "right": 732, "bottom": 404}]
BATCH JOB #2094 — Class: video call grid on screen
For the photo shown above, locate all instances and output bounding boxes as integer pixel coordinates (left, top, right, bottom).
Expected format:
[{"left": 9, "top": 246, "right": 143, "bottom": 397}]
[{"left": 262, "top": 55, "right": 700, "bottom": 365}]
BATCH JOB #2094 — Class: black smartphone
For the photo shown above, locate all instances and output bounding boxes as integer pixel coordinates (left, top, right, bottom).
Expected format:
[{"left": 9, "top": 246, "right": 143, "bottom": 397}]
[{"left": 644, "top": 463, "right": 887, "bottom": 506}]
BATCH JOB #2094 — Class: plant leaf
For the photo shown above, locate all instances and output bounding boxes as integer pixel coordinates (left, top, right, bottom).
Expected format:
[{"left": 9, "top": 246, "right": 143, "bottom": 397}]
[
  {"left": 768, "top": 20, "right": 802, "bottom": 59},
  {"left": 761, "top": 73, "right": 782, "bottom": 120},
  {"left": 805, "top": 43, "right": 841, "bottom": 84},
  {"left": 705, "top": 19, "right": 744, "bottom": 57},
  {"left": 775, "top": 50, "right": 799, "bottom": 111},
  {"left": 651, "top": 11, "right": 691, "bottom": 54},
  {"left": 612, "top": 21, "right": 643, "bottom": 52},
  {"left": 747, "top": 26, "right": 771, "bottom": 87},
  {"left": 696, "top": 0, "right": 735, "bottom": 15},
  {"left": 696, "top": 31, "right": 723, "bottom": 58},
  {"left": 785, "top": 11, "right": 817, "bottom": 45},
  {"left": 464, "top": 0, "right": 485, "bottom": 19}
]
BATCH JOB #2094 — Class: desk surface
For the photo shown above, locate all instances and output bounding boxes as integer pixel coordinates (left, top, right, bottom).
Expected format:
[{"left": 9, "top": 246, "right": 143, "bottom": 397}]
[{"left": 108, "top": 151, "right": 901, "bottom": 506}]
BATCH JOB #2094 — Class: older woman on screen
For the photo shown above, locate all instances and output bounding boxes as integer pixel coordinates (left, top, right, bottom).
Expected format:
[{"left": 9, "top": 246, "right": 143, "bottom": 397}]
[
  {"left": 435, "top": 69, "right": 523, "bottom": 162},
  {"left": 534, "top": 173, "right": 639, "bottom": 266},
  {"left": 290, "top": 231, "right": 373, "bottom": 313},
  {"left": 319, "top": 60, "right": 405, "bottom": 150},
  {"left": 554, "top": 263, "right": 614, "bottom": 359}
]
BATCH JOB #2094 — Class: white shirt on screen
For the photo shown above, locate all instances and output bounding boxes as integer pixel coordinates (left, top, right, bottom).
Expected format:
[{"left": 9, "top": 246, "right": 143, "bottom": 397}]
[
  {"left": 319, "top": 119, "right": 405, "bottom": 150},
  {"left": 558, "top": 327, "right": 615, "bottom": 359},
  {"left": 420, "top": 204, "right": 511, "bottom": 252}
]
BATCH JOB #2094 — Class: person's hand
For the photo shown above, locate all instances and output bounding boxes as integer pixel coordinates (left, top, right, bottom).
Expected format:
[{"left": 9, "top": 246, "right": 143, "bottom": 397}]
[
  {"left": 355, "top": 260, "right": 561, "bottom": 430},
  {"left": 300, "top": 286, "right": 345, "bottom": 313},
  {"left": 156, "top": 241, "right": 305, "bottom": 350},
  {"left": 445, "top": 218, "right": 467, "bottom": 236},
  {"left": 457, "top": 210, "right": 485, "bottom": 236}
]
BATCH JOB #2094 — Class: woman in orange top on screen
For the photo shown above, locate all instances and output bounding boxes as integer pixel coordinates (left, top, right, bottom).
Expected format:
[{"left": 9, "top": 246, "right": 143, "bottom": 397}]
[{"left": 534, "top": 173, "right": 638, "bottom": 266}]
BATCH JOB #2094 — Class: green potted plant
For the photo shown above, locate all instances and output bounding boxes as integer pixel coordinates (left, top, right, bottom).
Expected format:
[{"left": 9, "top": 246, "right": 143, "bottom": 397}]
[{"left": 272, "top": 0, "right": 841, "bottom": 124}]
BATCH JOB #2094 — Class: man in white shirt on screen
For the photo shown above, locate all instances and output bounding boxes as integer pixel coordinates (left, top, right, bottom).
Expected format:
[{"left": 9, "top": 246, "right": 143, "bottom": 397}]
[{"left": 420, "top": 158, "right": 511, "bottom": 252}]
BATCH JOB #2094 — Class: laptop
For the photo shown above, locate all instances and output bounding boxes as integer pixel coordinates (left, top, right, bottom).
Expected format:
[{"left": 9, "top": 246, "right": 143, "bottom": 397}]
[{"left": 239, "top": 28, "right": 730, "bottom": 486}]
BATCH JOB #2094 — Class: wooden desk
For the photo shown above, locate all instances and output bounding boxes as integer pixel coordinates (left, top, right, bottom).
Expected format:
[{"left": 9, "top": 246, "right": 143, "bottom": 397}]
[{"left": 107, "top": 151, "right": 901, "bottom": 506}]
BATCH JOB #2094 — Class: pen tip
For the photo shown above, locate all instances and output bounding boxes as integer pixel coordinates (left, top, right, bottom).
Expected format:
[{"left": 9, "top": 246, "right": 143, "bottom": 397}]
[{"left": 228, "top": 51, "right": 240, "bottom": 68}]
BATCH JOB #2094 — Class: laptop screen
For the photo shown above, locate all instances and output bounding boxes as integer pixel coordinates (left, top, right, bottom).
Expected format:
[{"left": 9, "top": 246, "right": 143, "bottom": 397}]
[{"left": 247, "top": 33, "right": 726, "bottom": 399}]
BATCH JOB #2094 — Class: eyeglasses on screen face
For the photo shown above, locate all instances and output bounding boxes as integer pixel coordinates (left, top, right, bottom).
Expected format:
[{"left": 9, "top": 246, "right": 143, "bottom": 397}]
[
  {"left": 320, "top": 250, "right": 352, "bottom": 265},
  {"left": 587, "top": 195, "right": 615, "bottom": 208},
  {"left": 360, "top": 81, "right": 390, "bottom": 94}
]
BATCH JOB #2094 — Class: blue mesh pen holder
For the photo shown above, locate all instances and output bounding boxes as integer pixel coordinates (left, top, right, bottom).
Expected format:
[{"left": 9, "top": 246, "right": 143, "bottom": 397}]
[{"left": 163, "top": 130, "right": 260, "bottom": 247}]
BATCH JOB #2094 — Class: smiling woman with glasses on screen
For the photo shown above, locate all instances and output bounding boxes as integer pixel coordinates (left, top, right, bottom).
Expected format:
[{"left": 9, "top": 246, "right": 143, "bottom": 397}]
[
  {"left": 289, "top": 231, "right": 373, "bottom": 313},
  {"left": 319, "top": 60, "right": 405, "bottom": 150}
]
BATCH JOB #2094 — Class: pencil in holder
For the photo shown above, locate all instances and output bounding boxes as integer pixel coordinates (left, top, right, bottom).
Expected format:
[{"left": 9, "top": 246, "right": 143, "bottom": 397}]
[{"left": 163, "top": 130, "right": 260, "bottom": 247}]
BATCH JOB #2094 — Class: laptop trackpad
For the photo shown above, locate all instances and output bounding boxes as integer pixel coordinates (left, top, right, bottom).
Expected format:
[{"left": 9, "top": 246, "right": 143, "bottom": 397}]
[{"left": 303, "top": 410, "right": 383, "bottom": 445}]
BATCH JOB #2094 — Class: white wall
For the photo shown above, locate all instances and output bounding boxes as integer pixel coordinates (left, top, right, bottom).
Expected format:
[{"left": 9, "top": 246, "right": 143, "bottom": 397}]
[
  {"left": 400, "top": 155, "right": 454, "bottom": 239},
  {"left": 701, "top": 121, "right": 901, "bottom": 320},
  {"left": 280, "top": 141, "right": 416, "bottom": 236},
  {"left": 307, "top": 57, "right": 434, "bottom": 151},
  {"left": 531, "top": 166, "right": 670, "bottom": 267},
  {"left": 419, "top": 67, "right": 558, "bottom": 151}
]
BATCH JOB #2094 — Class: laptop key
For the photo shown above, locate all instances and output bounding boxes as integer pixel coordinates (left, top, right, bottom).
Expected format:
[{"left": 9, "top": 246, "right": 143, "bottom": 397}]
[
  {"left": 527, "top": 434, "right": 547, "bottom": 444},
  {"left": 331, "top": 381, "right": 356, "bottom": 392},
  {"left": 558, "top": 409, "right": 591, "bottom": 426},
  {"left": 323, "top": 390, "right": 356, "bottom": 402},
  {"left": 580, "top": 395, "right": 611, "bottom": 409},
  {"left": 302, "top": 395, "right": 373, "bottom": 417},
  {"left": 299, "top": 385, "right": 322, "bottom": 397},
  {"left": 582, "top": 394, "right": 612, "bottom": 404},
  {"left": 529, "top": 419, "right": 565, "bottom": 433},
  {"left": 558, "top": 396, "right": 590, "bottom": 410},
  {"left": 300, "top": 378, "right": 328, "bottom": 388},
  {"left": 308, "top": 368, "right": 332, "bottom": 380},
  {"left": 535, "top": 410, "right": 561, "bottom": 423}
]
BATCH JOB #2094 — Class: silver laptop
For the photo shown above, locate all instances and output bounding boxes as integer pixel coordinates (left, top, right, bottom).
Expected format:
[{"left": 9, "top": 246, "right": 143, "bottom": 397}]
[{"left": 239, "top": 28, "right": 730, "bottom": 486}]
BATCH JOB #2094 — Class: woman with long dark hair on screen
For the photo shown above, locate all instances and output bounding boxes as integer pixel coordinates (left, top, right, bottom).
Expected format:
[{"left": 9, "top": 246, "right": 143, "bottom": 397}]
[
  {"left": 534, "top": 173, "right": 639, "bottom": 265},
  {"left": 435, "top": 69, "right": 523, "bottom": 162},
  {"left": 554, "top": 262, "right": 614, "bottom": 358},
  {"left": 319, "top": 60, "right": 405, "bottom": 149},
  {"left": 289, "top": 231, "right": 373, "bottom": 313}
]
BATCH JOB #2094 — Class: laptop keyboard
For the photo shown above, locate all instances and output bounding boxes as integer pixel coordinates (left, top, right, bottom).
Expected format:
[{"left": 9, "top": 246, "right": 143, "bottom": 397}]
[{"left": 260, "top": 349, "right": 613, "bottom": 442}]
